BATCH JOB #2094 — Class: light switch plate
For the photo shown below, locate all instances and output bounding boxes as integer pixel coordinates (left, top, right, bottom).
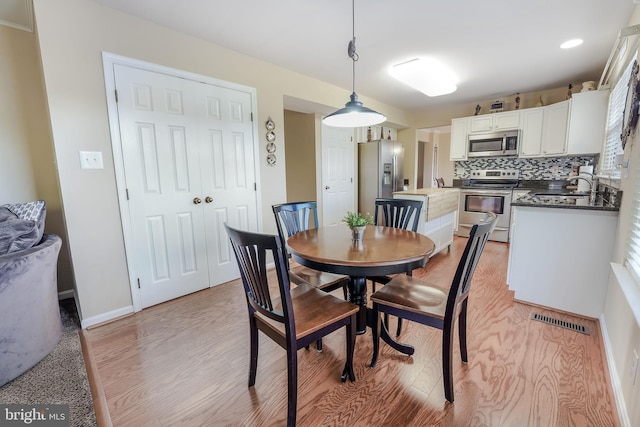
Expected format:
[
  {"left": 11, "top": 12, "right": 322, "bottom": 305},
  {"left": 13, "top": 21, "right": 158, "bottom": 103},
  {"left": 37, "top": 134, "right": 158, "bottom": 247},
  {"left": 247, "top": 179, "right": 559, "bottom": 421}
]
[{"left": 79, "top": 151, "right": 104, "bottom": 169}]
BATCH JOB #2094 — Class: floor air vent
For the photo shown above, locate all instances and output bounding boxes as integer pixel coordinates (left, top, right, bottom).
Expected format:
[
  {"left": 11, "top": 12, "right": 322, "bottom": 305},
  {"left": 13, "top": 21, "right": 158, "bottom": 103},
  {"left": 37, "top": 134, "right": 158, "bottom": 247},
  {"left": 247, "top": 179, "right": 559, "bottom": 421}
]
[{"left": 531, "top": 313, "right": 590, "bottom": 335}]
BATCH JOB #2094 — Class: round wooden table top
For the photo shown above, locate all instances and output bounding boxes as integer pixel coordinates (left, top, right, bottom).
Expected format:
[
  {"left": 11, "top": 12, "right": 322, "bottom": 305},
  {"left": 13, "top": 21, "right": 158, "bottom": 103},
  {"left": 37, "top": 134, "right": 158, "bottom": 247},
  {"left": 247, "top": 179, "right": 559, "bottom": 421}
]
[{"left": 286, "top": 225, "right": 435, "bottom": 277}]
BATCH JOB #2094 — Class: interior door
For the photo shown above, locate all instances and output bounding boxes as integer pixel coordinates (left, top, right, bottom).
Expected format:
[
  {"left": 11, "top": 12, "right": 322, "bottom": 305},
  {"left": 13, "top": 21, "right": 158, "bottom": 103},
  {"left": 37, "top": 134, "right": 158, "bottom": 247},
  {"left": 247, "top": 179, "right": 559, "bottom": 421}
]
[
  {"left": 196, "top": 83, "right": 258, "bottom": 284},
  {"left": 321, "top": 125, "right": 355, "bottom": 227},
  {"left": 114, "top": 64, "right": 258, "bottom": 308}
]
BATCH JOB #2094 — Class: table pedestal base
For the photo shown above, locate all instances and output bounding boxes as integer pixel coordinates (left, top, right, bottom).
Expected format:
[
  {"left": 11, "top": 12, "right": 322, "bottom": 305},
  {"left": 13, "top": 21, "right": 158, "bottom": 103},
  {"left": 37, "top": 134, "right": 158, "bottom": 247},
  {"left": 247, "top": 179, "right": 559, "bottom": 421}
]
[{"left": 348, "top": 276, "right": 414, "bottom": 356}]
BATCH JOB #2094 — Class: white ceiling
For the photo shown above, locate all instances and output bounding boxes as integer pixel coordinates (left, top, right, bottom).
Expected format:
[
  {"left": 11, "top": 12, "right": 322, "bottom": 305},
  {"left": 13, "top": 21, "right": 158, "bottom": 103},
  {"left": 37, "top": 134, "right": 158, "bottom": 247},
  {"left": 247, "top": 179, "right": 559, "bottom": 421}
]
[{"left": 92, "top": 0, "right": 635, "bottom": 113}]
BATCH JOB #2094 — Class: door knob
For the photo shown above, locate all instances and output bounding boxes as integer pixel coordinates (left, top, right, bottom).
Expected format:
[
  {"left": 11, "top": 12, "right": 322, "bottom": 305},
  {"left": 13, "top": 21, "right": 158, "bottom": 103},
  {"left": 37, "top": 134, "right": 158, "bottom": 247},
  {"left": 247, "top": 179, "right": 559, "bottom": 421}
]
[
  {"left": 193, "top": 197, "right": 202, "bottom": 204},
  {"left": 325, "top": 186, "right": 330, "bottom": 190},
  {"left": 205, "top": 196, "right": 213, "bottom": 203}
]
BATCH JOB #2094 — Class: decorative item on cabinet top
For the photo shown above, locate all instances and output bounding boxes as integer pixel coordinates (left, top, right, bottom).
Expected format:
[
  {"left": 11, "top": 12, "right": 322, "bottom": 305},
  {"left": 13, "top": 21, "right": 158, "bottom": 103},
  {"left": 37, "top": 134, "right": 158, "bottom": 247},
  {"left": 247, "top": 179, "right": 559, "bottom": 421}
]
[{"left": 357, "top": 126, "right": 396, "bottom": 142}]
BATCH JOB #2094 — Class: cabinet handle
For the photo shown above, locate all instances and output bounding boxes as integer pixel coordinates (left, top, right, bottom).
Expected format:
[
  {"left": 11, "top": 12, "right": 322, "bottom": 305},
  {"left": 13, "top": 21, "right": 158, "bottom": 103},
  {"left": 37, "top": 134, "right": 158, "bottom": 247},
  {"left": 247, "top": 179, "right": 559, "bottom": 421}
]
[
  {"left": 325, "top": 186, "right": 330, "bottom": 190},
  {"left": 193, "top": 197, "right": 202, "bottom": 204},
  {"left": 205, "top": 196, "right": 213, "bottom": 203}
]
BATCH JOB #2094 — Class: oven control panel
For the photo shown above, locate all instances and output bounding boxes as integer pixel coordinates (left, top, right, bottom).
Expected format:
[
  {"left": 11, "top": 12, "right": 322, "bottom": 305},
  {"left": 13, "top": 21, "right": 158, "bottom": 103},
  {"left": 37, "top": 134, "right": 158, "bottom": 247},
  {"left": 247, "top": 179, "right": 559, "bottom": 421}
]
[{"left": 469, "top": 169, "right": 519, "bottom": 180}]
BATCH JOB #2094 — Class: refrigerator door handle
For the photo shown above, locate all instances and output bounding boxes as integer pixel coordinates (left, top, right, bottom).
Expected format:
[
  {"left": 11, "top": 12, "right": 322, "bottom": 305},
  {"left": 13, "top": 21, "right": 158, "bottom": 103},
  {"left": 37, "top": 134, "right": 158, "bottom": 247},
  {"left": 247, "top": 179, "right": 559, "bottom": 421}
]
[{"left": 392, "top": 155, "right": 397, "bottom": 191}]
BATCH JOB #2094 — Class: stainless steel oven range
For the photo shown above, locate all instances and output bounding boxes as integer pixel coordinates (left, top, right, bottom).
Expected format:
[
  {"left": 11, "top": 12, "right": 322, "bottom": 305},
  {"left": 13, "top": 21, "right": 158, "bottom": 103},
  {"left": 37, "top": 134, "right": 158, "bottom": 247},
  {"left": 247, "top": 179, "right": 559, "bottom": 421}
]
[{"left": 458, "top": 169, "right": 519, "bottom": 242}]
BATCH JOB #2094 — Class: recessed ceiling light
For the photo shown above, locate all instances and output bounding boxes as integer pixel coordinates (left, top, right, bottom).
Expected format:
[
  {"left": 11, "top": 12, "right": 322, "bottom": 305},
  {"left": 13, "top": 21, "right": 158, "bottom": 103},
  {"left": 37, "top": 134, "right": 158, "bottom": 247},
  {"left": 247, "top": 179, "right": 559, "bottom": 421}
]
[
  {"left": 388, "top": 57, "right": 457, "bottom": 97},
  {"left": 560, "top": 39, "right": 583, "bottom": 49}
]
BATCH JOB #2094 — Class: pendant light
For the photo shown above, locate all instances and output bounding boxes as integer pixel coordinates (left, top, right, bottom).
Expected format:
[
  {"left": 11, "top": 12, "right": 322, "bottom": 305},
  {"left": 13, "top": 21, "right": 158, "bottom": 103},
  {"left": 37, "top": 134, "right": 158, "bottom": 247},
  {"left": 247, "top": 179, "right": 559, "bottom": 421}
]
[{"left": 322, "top": 0, "right": 386, "bottom": 128}]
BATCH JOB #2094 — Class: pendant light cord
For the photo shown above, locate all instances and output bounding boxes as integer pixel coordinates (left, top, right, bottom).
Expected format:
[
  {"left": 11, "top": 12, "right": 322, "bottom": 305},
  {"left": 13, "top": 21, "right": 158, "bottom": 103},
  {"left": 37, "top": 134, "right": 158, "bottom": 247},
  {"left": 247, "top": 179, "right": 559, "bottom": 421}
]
[{"left": 348, "top": 0, "right": 359, "bottom": 94}]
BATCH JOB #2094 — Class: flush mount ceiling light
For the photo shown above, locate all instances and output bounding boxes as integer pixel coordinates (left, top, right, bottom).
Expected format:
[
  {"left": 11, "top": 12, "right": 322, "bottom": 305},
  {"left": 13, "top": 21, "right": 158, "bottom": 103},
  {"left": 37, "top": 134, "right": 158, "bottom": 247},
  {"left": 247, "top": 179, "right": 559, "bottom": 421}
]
[
  {"left": 322, "top": 0, "right": 386, "bottom": 128},
  {"left": 560, "top": 38, "right": 583, "bottom": 49},
  {"left": 388, "top": 57, "right": 457, "bottom": 97}
]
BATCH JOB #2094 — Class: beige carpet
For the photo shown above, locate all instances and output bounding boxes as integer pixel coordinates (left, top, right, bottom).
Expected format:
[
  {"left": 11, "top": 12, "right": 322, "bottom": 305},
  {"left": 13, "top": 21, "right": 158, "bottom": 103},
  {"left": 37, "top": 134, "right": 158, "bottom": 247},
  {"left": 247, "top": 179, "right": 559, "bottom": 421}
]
[{"left": 0, "top": 299, "right": 97, "bottom": 427}]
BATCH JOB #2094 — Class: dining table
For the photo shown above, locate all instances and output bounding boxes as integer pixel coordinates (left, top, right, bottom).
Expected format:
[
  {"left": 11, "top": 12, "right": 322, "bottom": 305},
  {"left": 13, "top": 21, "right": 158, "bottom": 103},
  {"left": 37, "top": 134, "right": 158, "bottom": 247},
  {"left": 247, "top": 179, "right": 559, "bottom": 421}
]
[{"left": 286, "top": 225, "right": 435, "bottom": 355}]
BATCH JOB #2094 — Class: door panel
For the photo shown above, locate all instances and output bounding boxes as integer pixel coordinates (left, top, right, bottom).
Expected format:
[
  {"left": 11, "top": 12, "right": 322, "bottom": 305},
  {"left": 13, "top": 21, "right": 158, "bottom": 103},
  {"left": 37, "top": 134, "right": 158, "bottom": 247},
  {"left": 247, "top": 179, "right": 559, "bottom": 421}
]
[
  {"left": 114, "top": 64, "right": 257, "bottom": 308},
  {"left": 116, "top": 65, "right": 210, "bottom": 308},
  {"left": 197, "top": 83, "right": 258, "bottom": 284},
  {"left": 321, "top": 125, "right": 355, "bottom": 227}
]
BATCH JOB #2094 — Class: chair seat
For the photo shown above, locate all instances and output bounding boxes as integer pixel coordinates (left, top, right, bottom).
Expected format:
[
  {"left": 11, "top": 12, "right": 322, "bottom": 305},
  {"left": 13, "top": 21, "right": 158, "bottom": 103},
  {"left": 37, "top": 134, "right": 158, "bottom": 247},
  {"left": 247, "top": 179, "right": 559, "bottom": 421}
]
[
  {"left": 257, "top": 284, "right": 358, "bottom": 341},
  {"left": 371, "top": 275, "right": 448, "bottom": 320},
  {"left": 289, "top": 265, "right": 348, "bottom": 292}
]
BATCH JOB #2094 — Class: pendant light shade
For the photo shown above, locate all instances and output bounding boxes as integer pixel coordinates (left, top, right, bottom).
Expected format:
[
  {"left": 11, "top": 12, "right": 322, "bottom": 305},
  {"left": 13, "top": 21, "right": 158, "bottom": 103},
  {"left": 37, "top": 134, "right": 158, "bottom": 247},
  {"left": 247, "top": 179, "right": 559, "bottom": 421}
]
[
  {"left": 322, "top": 92, "right": 386, "bottom": 127},
  {"left": 322, "top": 0, "right": 386, "bottom": 128}
]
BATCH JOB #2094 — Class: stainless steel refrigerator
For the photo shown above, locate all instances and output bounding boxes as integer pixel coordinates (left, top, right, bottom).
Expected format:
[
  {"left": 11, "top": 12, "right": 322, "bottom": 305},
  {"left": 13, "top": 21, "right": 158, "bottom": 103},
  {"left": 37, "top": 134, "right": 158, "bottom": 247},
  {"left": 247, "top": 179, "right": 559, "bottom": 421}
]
[{"left": 358, "top": 139, "right": 405, "bottom": 215}]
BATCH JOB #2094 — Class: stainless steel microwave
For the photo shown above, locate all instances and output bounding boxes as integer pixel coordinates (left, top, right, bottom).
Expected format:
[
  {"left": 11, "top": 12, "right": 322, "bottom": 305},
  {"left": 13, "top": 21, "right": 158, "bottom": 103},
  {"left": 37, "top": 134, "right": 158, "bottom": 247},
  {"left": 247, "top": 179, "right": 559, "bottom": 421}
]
[{"left": 468, "top": 130, "right": 519, "bottom": 158}]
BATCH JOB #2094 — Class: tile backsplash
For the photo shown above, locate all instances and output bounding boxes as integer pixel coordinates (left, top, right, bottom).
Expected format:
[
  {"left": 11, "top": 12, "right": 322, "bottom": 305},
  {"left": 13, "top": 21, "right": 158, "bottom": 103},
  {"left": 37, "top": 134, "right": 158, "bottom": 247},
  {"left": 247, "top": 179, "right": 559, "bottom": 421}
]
[{"left": 454, "top": 155, "right": 599, "bottom": 180}]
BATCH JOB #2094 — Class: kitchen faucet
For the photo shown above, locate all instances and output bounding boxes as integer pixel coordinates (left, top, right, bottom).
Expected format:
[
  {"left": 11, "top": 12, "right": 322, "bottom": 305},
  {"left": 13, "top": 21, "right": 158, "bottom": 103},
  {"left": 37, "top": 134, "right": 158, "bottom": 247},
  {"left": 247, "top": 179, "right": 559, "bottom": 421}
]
[
  {"left": 566, "top": 174, "right": 599, "bottom": 202},
  {"left": 566, "top": 175, "right": 592, "bottom": 187}
]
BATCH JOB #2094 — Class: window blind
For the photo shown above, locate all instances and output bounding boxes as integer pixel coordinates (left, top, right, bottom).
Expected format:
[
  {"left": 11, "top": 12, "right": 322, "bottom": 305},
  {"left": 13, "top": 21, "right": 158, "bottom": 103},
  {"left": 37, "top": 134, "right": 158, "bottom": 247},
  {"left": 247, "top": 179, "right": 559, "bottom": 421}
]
[
  {"left": 601, "top": 59, "right": 635, "bottom": 173},
  {"left": 626, "top": 157, "right": 640, "bottom": 285}
]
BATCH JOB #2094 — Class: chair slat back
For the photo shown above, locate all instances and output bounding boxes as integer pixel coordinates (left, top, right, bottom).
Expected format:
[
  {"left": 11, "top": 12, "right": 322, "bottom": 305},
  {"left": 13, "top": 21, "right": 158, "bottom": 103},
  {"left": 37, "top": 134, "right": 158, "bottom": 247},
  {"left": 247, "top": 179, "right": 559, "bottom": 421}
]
[
  {"left": 273, "top": 201, "right": 319, "bottom": 237},
  {"left": 224, "top": 224, "right": 294, "bottom": 327},
  {"left": 445, "top": 212, "right": 497, "bottom": 317},
  {"left": 374, "top": 198, "right": 423, "bottom": 232},
  {"left": 272, "top": 201, "right": 319, "bottom": 262}
]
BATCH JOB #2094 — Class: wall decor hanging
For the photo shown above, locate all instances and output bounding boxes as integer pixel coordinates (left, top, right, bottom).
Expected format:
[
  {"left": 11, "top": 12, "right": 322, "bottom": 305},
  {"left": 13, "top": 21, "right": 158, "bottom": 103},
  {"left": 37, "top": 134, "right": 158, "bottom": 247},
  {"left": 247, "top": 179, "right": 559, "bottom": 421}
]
[{"left": 265, "top": 116, "right": 277, "bottom": 166}]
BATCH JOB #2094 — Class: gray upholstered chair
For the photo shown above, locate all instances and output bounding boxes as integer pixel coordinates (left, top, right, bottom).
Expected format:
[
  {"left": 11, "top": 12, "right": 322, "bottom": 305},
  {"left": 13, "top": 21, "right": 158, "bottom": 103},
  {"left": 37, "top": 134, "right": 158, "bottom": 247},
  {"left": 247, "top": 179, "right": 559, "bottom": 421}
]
[
  {"left": 0, "top": 233, "right": 63, "bottom": 386},
  {"left": 0, "top": 201, "right": 63, "bottom": 386}
]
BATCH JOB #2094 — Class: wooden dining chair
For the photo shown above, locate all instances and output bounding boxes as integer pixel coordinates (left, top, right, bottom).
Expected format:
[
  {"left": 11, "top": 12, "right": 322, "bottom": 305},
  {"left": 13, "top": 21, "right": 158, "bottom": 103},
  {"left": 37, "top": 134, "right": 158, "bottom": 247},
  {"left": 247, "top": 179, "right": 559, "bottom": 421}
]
[
  {"left": 273, "top": 201, "right": 349, "bottom": 298},
  {"left": 224, "top": 223, "right": 358, "bottom": 427},
  {"left": 369, "top": 198, "right": 423, "bottom": 336},
  {"left": 369, "top": 212, "right": 497, "bottom": 402}
]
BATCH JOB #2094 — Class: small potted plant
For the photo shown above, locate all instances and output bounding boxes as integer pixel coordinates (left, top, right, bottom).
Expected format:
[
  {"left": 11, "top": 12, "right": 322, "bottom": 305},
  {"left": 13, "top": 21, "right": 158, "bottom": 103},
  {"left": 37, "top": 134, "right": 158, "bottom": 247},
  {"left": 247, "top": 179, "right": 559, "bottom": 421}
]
[{"left": 342, "top": 211, "right": 374, "bottom": 240}]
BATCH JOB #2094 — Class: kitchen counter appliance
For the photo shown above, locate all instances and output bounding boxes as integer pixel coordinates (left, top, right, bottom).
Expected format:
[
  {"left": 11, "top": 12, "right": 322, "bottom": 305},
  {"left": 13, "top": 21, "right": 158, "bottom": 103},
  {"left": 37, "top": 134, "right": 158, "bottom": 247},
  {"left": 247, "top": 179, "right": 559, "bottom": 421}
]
[
  {"left": 458, "top": 169, "right": 519, "bottom": 242},
  {"left": 468, "top": 130, "right": 519, "bottom": 158}
]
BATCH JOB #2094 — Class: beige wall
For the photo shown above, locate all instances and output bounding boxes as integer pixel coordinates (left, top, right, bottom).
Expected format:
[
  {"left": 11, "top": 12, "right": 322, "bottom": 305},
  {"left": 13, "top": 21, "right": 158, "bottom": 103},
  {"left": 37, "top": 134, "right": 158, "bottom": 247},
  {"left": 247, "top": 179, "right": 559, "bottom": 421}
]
[
  {"left": 283, "top": 110, "right": 317, "bottom": 202},
  {"left": 31, "top": 0, "right": 410, "bottom": 321},
  {"left": 0, "top": 25, "right": 74, "bottom": 293}
]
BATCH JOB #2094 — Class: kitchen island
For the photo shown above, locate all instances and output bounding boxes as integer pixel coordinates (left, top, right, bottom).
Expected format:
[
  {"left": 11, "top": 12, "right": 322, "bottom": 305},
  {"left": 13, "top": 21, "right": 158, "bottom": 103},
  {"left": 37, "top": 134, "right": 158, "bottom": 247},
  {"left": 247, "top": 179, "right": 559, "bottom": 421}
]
[
  {"left": 393, "top": 188, "right": 459, "bottom": 256},
  {"left": 508, "top": 189, "right": 620, "bottom": 318}
]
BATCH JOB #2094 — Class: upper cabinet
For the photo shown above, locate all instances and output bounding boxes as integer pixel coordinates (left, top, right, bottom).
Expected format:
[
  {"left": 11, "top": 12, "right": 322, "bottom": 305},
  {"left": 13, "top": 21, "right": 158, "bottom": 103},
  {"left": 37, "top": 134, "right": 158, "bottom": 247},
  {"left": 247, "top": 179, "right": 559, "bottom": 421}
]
[
  {"left": 450, "top": 117, "right": 469, "bottom": 160},
  {"left": 450, "top": 90, "right": 608, "bottom": 160},
  {"left": 541, "top": 100, "right": 570, "bottom": 156},
  {"left": 520, "top": 101, "right": 569, "bottom": 158},
  {"left": 566, "top": 90, "right": 609, "bottom": 155},
  {"left": 469, "top": 111, "right": 520, "bottom": 133},
  {"left": 519, "top": 107, "right": 544, "bottom": 157}
]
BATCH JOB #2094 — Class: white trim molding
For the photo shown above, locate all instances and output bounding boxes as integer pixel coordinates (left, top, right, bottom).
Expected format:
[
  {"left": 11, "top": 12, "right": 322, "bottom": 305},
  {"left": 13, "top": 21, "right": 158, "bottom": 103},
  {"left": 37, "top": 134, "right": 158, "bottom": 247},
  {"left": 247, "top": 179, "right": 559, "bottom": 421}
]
[
  {"left": 600, "top": 314, "right": 631, "bottom": 427},
  {"left": 80, "top": 305, "right": 134, "bottom": 330}
]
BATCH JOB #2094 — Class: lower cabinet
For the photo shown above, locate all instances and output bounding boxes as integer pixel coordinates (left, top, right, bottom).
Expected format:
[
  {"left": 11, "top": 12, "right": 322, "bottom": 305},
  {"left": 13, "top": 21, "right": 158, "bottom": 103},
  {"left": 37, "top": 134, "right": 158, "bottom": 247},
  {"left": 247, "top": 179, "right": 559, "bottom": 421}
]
[
  {"left": 507, "top": 206, "right": 618, "bottom": 317},
  {"left": 393, "top": 193, "right": 455, "bottom": 257},
  {"left": 421, "top": 211, "right": 455, "bottom": 256}
]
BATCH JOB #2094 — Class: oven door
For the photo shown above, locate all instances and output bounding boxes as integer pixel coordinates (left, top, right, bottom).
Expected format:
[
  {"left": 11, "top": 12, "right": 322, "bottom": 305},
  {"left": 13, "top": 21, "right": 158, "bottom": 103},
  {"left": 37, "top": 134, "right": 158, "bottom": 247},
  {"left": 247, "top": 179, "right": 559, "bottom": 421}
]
[{"left": 458, "top": 189, "right": 512, "bottom": 242}]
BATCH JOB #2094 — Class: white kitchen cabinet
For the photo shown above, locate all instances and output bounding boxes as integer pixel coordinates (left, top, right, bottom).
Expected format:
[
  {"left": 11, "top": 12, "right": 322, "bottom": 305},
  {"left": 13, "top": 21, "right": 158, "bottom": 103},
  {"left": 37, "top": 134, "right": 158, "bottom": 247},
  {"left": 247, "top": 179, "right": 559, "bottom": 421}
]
[
  {"left": 541, "top": 100, "right": 569, "bottom": 156},
  {"left": 566, "top": 90, "right": 609, "bottom": 155},
  {"left": 519, "top": 107, "right": 544, "bottom": 157},
  {"left": 519, "top": 101, "right": 569, "bottom": 158},
  {"left": 507, "top": 206, "right": 618, "bottom": 318},
  {"left": 450, "top": 117, "right": 468, "bottom": 160},
  {"left": 469, "top": 111, "right": 520, "bottom": 133}
]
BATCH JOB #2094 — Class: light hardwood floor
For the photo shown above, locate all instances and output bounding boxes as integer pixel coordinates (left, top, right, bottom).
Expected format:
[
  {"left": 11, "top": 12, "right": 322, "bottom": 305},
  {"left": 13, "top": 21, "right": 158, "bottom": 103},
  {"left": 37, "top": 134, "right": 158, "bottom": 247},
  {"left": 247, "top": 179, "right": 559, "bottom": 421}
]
[{"left": 83, "top": 237, "right": 619, "bottom": 426}]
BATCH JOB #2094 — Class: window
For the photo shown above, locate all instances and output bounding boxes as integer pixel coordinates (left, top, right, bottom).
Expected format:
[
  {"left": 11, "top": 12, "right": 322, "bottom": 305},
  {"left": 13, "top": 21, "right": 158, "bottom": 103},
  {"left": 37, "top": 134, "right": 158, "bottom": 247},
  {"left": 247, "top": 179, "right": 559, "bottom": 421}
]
[
  {"left": 601, "top": 59, "right": 635, "bottom": 173},
  {"left": 626, "top": 159, "right": 640, "bottom": 285}
]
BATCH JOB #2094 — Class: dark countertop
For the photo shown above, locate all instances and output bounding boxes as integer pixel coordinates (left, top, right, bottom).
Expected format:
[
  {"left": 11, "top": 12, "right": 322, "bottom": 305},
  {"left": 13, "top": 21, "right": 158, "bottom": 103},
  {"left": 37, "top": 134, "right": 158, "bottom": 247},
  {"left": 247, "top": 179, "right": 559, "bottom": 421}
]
[{"left": 512, "top": 186, "right": 620, "bottom": 212}]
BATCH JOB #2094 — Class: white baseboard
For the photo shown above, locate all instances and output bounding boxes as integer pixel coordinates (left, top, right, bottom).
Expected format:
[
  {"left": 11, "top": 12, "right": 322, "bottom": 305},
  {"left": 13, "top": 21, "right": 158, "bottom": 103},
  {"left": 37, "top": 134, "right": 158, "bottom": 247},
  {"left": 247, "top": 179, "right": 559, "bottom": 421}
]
[
  {"left": 80, "top": 305, "right": 134, "bottom": 329},
  {"left": 599, "top": 314, "right": 630, "bottom": 427}
]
